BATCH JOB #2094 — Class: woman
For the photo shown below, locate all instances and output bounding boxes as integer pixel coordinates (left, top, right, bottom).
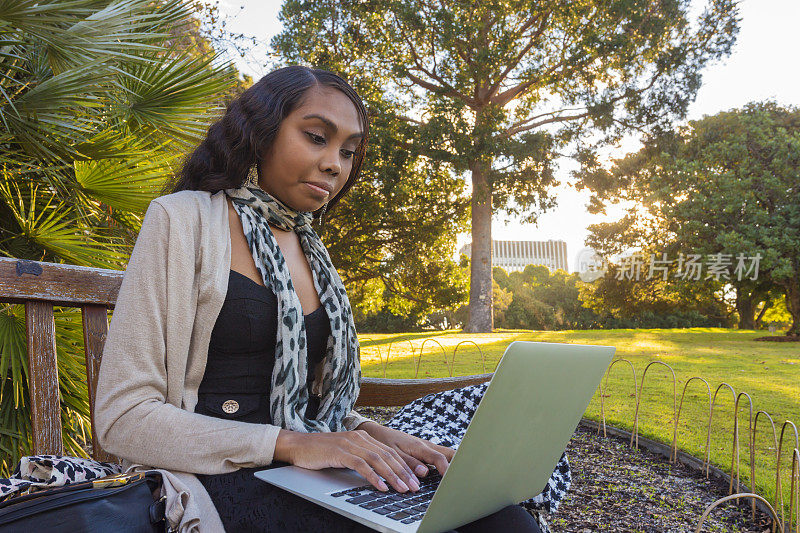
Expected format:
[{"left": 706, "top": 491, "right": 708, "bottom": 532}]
[{"left": 94, "top": 65, "right": 546, "bottom": 532}]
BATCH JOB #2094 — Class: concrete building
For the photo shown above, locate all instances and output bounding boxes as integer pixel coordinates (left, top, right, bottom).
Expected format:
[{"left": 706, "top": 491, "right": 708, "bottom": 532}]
[{"left": 459, "top": 239, "right": 569, "bottom": 273}]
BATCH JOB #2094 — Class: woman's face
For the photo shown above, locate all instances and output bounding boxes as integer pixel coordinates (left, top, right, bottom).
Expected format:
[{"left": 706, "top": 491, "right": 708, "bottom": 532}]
[{"left": 257, "top": 85, "right": 363, "bottom": 213}]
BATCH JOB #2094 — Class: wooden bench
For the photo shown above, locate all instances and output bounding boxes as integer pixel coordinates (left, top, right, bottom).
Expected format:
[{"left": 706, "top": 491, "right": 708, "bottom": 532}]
[{"left": 0, "top": 256, "right": 492, "bottom": 461}]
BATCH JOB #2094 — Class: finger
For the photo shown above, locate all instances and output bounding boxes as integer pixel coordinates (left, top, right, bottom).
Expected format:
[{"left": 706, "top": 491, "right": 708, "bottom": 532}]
[
  {"left": 369, "top": 443, "right": 420, "bottom": 491},
  {"left": 409, "top": 439, "right": 456, "bottom": 464},
  {"left": 431, "top": 443, "right": 456, "bottom": 462},
  {"left": 352, "top": 432, "right": 420, "bottom": 490},
  {"left": 396, "top": 450, "right": 429, "bottom": 478},
  {"left": 403, "top": 442, "right": 450, "bottom": 475},
  {"left": 351, "top": 445, "right": 411, "bottom": 493},
  {"left": 369, "top": 440, "right": 420, "bottom": 488},
  {"left": 344, "top": 455, "right": 388, "bottom": 492}
]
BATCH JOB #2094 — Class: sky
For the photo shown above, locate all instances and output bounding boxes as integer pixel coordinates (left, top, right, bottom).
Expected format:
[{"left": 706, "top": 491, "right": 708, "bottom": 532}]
[{"left": 215, "top": 0, "right": 800, "bottom": 272}]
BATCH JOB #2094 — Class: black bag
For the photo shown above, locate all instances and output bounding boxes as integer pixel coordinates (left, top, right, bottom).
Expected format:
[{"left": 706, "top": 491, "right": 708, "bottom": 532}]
[{"left": 0, "top": 471, "right": 166, "bottom": 532}]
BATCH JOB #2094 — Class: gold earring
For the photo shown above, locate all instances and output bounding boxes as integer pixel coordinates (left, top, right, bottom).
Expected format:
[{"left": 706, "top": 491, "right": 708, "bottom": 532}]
[
  {"left": 318, "top": 202, "right": 328, "bottom": 226},
  {"left": 246, "top": 164, "right": 259, "bottom": 188}
]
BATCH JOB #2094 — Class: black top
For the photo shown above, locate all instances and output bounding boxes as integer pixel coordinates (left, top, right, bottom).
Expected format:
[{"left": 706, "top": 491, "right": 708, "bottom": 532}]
[{"left": 195, "top": 269, "right": 330, "bottom": 424}]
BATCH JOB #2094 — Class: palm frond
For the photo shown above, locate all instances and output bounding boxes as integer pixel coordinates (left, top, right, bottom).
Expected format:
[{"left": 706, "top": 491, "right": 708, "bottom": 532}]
[
  {"left": 0, "top": 304, "right": 32, "bottom": 473},
  {"left": 72, "top": 126, "right": 173, "bottom": 161},
  {"left": 0, "top": 0, "right": 237, "bottom": 474},
  {"left": 0, "top": 304, "right": 26, "bottom": 406},
  {"left": 0, "top": 0, "right": 190, "bottom": 74},
  {"left": 46, "top": 0, "right": 183, "bottom": 73},
  {"left": 0, "top": 0, "right": 98, "bottom": 31},
  {"left": 74, "top": 150, "right": 175, "bottom": 212},
  {"left": 115, "top": 48, "right": 235, "bottom": 144},
  {"left": 53, "top": 306, "right": 92, "bottom": 458},
  {"left": 0, "top": 179, "right": 128, "bottom": 268},
  {"left": 3, "top": 59, "right": 110, "bottom": 160}
]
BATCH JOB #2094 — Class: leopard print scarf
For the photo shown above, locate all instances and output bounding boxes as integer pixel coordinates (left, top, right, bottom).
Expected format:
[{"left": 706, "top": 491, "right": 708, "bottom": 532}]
[{"left": 224, "top": 186, "right": 361, "bottom": 433}]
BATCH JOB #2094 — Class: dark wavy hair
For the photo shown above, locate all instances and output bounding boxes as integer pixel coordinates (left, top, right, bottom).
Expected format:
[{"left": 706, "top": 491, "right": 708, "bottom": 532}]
[{"left": 166, "top": 65, "right": 370, "bottom": 219}]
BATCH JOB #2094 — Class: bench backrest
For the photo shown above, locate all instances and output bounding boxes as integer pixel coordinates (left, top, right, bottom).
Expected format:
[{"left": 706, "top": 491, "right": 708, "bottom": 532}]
[{"left": 1, "top": 256, "right": 492, "bottom": 460}]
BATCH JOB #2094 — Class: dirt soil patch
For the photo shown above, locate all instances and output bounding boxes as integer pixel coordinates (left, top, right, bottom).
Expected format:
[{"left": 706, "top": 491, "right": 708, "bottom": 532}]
[
  {"left": 753, "top": 335, "right": 800, "bottom": 342},
  {"left": 357, "top": 407, "right": 773, "bottom": 532}
]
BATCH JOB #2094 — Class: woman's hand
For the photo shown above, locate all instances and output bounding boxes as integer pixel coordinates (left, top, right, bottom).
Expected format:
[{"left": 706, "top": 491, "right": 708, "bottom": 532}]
[
  {"left": 355, "top": 421, "right": 455, "bottom": 480},
  {"left": 274, "top": 429, "right": 422, "bottom": 493}
]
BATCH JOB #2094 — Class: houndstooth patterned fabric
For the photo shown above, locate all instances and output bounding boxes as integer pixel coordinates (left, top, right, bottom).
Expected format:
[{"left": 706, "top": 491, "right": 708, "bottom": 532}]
[
  {"left": 385, "top": 383, "right": 571, "bottom": 532},
  {"left": 0, "top": 455, "right": 122, "bottom": 502}
]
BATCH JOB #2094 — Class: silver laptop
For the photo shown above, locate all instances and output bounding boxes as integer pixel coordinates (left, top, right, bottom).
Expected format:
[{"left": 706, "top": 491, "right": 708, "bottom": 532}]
[{"left": 255, "top": 341, "right": 614, "bottom": 533}]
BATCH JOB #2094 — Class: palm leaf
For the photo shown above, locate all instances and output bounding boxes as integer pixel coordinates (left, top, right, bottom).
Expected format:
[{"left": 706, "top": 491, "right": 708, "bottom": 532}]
[
  {"left": 0, "top": 304, "right": 32, "bottom": 474},
  {"left": 0, "top": 0, "right": 97, "bottom": 31},
  {"left": 53, "top": 306, "right": 92, "bottom": 458},
  {"left": 0, "top": 0, "right": 188, "bottom": 74},
  {"left": 0, "top": 180, "right": 128, "bottom": 268},
  {"left": 72, "top": 127, "right": 168, "bottom": 161},
  {"left": 74, "top": 150, "right": 175, "bottom": 212},
  {"left": 46, "top": 0, "right": 184, "bottom": 74},
  {"left": 0, "top": 0, "right": 238, "bottom": 475},
  {"left": 3, "top": 59, "right": 110, "bottom": 160},
  {"left": 115, "top": 48, "right": 235, "bottom": 144}
]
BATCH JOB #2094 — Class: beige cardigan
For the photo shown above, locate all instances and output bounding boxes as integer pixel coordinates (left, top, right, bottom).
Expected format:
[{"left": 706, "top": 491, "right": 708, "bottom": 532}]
[{"left": 94, "top": 189, "right": 371, "bottom": 532}]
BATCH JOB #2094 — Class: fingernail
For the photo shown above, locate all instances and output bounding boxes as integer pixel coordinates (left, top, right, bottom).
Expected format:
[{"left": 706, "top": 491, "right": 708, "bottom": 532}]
[
  {"left": 408, "top": 477, "right": 419, "bottom": 491},
  {"left": 415, "top": 465, "right": 428, "bottom": 476},
  {"left": 378, "top": 480, "right": 388, "bottom": 491},
  {"left": 397, "top": 479, "right": 409, "bottom": 492}
]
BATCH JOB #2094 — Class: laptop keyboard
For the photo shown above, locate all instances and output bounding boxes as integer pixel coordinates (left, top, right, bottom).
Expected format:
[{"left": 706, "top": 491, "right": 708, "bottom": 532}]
[{"left": 330, "top": 468, "right": 442, "bottom": 525}]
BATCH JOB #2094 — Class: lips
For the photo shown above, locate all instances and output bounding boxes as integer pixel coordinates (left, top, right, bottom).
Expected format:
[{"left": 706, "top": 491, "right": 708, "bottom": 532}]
[
  {"left": 303, "top": 181, "right": 333, "bottom": 196},
  {"left": 304, "top": 180, "right": 334, "bottom": 193}
]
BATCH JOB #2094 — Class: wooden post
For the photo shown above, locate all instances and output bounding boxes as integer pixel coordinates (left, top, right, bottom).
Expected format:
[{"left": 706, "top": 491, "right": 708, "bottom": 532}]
[
  {"left": 25, "top": 300, "right": 63, "bottom": 455},
  {"left": 82, "top": 304, "right": 115, "bottom": 463}
]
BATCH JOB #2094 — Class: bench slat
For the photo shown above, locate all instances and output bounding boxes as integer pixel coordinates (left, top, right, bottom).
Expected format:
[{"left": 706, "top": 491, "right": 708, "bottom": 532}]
[
  {"left": 0, "top": 257, "right": 122, "bottom": 307},
  {"left": 355, "top": 374, "right": 493, "bottom": 407},
  {"left": 82, "top": 305, "right": 115, "bottom": 463},
  {"left": 24, "top": 301, "right": 63, "bottom": 455}
]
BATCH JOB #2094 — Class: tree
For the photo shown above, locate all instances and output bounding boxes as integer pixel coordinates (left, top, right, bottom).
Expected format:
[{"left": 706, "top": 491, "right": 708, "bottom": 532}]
[
  {"left": 176, "top": 1, "right": 264, "bottom": 98},
  {"left": 271, "top": 0, "right": 739, "bottom": 332},
  {"left": 577, "top": 254, "right": 734, "bottom": 326},
  {"left": 494, "top": 265, "right": 597, "bottom": 330},
  {"left": 319, "top": 117, "right": 471, "bottom": 321},
  {"left": 577, "top": 212, "right": 737, "bottom": 326},
  {"left": 492, "top": 276, "right": 514, "bottom": 326},
  {"left": 0, "top": 0, "right": 235, "bottom": 472},
  {"left": 578, "top": 102, "right": 800, "bottom": 335}
]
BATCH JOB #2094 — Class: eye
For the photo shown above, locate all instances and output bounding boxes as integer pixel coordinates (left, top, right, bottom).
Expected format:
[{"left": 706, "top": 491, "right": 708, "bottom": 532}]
[
  {"left": 305, "top": 131, "right": 325, "bottom": 144},
  {"left": 306, "top": 131, "right": 355, "bottom": 159}
]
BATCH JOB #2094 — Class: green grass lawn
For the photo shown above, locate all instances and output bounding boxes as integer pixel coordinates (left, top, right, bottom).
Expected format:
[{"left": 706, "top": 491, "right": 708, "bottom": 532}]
[{"left": 358, "top": 328, "right": 800, "bottom": 524}]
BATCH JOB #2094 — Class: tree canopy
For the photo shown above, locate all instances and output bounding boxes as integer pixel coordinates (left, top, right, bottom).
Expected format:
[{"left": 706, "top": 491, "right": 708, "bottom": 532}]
[
  {"left": 578, "top": 102, "right": 800, "bottom": 335},
  {"left": 273, "top": 0, "right": 739, "bottom": 331}
]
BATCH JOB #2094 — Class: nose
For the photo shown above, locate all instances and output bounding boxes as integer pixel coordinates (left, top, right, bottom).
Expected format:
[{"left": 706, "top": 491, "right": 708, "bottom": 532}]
[{"left": 319, "top": 148, "right": 341, "bottom": 177}]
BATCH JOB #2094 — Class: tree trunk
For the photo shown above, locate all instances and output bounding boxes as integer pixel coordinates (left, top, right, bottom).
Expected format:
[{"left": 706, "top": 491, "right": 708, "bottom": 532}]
[
  {"left": 783, "top": 279, "right": 800, "bottom": 337},
  {"left": 735, "top": 287, "right": 756, "bottom": 330},
  {"left": 753, "top": 297, "right": 772, "bottom": 330},
  {"left": 464, "top": 160, "right": 493, "bottom": 333}
]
